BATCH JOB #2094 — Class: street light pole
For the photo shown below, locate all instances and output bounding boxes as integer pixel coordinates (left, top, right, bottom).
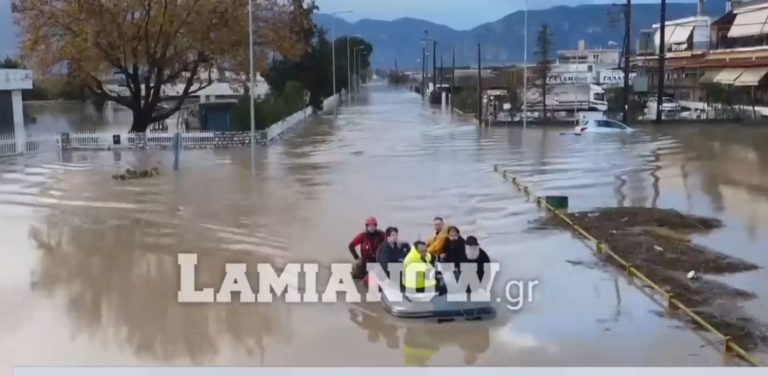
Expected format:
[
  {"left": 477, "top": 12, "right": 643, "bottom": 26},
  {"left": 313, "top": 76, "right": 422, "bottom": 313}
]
[
  {"left": 248, "top": 0, "right": 255, "bottom": 149},
  {"left": 347, "top": 36, "right": 351, "bottom": 102},
  {"left": 331, "top": 23, "right": 337, "bottom": 116},
  {"left": 358, "top": 49, "right": 363, "bottom": 91},
  {"left": 523, "top": 0, "right": 528, "bottom": 130},
  {"left": 329, "top": 10, "right": 353, "bottom": 116},
  {"left": 354, "top": 46, "right": 364, "bottom": 93}
]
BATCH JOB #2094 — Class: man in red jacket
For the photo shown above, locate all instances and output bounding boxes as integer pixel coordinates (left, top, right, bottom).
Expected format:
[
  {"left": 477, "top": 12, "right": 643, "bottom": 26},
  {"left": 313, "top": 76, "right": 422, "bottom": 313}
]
[{"left": 349, "top": 217, "right": 386, "bottom": 279}]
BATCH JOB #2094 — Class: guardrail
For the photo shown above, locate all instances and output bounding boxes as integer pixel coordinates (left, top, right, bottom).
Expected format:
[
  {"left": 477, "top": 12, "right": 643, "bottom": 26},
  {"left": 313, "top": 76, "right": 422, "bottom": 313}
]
[{"left": 492, "top": 164, "right": 763, "bottom": 367}]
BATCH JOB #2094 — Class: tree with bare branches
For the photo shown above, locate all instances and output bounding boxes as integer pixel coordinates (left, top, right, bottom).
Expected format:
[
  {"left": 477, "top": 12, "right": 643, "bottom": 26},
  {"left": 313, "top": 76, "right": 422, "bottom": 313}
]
[{"left": 12, "top": 0, "right": 311, "bottom": 132}]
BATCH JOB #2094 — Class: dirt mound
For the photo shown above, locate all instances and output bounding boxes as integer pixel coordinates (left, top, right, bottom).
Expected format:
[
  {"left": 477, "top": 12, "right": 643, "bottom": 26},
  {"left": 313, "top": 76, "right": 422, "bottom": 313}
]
[{"left": 541, "top": 207, "right": 766, "bottom": 352}]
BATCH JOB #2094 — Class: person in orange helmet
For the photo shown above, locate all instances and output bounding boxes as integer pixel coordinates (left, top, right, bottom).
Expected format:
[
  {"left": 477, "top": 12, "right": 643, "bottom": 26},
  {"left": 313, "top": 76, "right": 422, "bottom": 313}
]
[{"left": 349, "top": 217, "right": 386, "bottom": 280}]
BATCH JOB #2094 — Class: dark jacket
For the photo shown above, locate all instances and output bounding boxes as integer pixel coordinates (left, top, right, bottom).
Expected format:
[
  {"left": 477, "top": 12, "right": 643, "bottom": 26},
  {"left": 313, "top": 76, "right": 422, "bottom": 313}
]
[
  {"left": 442, "top": 237, "right": 467, "bottom": 270},
  {"left": 376, "top": 241, "right": 405, "bottom": 278},
  {"left": 467, "top": 248, "right": 491, "bottom": 282}
]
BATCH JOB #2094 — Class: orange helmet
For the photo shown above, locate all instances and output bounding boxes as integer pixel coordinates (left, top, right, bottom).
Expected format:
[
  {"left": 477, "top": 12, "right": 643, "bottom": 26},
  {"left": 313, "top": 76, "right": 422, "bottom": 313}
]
[{"left": 365, "top": 217, "right": 378, "bottom": 226}]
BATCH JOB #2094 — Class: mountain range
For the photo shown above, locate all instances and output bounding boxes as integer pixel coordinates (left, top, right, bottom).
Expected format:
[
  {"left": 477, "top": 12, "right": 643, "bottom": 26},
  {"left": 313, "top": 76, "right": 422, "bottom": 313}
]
[
  {"left": 2, "top": 1, "right": 730, "bottom": 70},
  {"left": 314, "top": 0, "right": 730, "bottom": 69}
]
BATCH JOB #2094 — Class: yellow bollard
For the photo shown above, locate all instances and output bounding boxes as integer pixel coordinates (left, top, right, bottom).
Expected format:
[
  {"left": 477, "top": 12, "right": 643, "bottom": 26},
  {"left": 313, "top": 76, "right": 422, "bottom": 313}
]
[
  {"left": 666, "top": 294, "right": 676, "bottom": 312},
  {"left": 724, "top": 336, "right": 733, "bottom": 353}
]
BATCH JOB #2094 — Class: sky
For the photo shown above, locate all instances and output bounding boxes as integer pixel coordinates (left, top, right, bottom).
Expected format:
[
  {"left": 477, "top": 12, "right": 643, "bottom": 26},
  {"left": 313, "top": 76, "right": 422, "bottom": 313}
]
[{"left": 313, "top": 0, "right": 699, "bottom": 30}]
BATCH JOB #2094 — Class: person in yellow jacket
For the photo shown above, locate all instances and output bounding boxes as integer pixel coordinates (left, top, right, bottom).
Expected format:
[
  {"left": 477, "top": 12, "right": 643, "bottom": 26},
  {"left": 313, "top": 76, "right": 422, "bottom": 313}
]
[
  {"left": 402, "top": 241, "right": 438, "bottom": 292},
  {"left": 426, "top": 216, "right": 449, "bottom": 256}
]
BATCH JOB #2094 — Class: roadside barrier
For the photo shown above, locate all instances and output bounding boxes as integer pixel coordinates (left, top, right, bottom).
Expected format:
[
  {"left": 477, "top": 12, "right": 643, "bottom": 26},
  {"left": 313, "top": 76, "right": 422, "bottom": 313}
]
[{"left": 492, "top": 164, "right": 762, "bottom": 367}]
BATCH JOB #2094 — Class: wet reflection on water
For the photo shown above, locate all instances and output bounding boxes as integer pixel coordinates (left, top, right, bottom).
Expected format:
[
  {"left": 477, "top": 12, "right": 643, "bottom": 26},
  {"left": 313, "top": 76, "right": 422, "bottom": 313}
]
[{"left": 1, "top": 87, "right": 768, "bottom": 369}]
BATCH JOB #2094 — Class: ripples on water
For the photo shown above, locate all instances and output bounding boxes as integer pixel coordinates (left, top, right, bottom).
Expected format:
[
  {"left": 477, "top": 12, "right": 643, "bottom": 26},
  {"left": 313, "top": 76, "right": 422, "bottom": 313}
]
[{"left": 1, "top": 88, "right": 767, "bottom": 367}]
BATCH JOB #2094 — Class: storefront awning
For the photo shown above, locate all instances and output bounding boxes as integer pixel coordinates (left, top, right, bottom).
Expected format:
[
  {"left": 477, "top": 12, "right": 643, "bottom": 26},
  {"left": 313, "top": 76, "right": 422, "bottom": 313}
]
[
  {"left": 728, "top": 8, "right": 768, "bottom": 38},
  {"left": 713, "top": 68, "right": 746, "bottom": 84},
  {"left": 668, "top": 25, "right": 694, "bottom": 44},
  {"left": 734, "top": 67, "right": 768, "bottom": 86},
  {"left": 699, "top": 70, "right": 721, "bottom": 84}
]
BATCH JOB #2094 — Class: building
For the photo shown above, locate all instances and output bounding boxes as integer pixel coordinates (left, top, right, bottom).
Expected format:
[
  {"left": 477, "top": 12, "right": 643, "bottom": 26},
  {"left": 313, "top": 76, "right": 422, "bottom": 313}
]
[
  {"left": 557, "top": 40, "right": 621, "bottom": 66},
  {"left": 633, "top": 15, "right": 713, "bottom": 102},
  {"left": 632, "top": 0, "right": 768, "bottom": 114},
  {"left": 0, "top": 69, "right": 33, "bottom": 141}
]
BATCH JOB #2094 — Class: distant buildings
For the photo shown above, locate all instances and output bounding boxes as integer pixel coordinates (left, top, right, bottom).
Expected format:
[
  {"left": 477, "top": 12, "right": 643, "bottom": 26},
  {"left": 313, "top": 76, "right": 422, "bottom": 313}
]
[
  {"left": 557, "top": 41, "right": 621, "bottom": 65},
  {"left": 632, "top": 0, "right": 768, "bottom": 114}
]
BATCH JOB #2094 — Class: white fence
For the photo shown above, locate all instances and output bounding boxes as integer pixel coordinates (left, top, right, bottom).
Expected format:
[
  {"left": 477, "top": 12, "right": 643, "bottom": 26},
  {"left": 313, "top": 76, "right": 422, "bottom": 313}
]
[
  {"left": 266, "top": 106, "right": 312, "bottom": 143},
  {"left": 263, "top": 94, "right": 338, "bottom": 144},
  {"left": 1, "top": 94, "right": 340, "bottom": 158},
  {"left": 0, "top": 131, "right": 60, "bottom": 158}
]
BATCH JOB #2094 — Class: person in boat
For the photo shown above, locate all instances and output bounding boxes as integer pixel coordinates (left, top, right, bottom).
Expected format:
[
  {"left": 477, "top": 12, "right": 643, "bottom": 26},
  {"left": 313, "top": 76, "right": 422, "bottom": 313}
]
[
  {"left": 349, "top": 217, "right": 386, "bottom": 280},
  {"left": 376, "top": 226, "right": 405, "bottom": 279},
  {"left": 439, "top": 226, "right": 467, "bottom": 268},
  {"left": 464, "top": 236, "right": 491, "bottom": 284},
  {"left": 427, "top": 217, "right": 445, "bottom": 246},
  {"left": 403, "top": 241, "right": 447, "bottom": 295},
  {"left": 426, "top": 216, "right": 452, "bottom": 256}
]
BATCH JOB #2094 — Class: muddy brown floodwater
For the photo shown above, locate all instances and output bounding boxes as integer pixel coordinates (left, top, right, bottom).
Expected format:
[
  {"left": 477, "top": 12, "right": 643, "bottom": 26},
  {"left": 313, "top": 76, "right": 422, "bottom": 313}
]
[{"left": 1, "top": 87, "right": 768, "bottom": 372}]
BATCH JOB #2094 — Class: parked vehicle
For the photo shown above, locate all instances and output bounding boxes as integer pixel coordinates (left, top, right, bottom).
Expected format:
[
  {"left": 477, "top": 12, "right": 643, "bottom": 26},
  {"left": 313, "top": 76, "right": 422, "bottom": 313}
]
[
  {"left": 524, "top": 84, "right": 608, "bottom": 113},
  {"left": 574, "top": 112, "right": 635, "bottom": 134},
  {"left": 644, "top": 97, "right": 683, "bottom": 120}
]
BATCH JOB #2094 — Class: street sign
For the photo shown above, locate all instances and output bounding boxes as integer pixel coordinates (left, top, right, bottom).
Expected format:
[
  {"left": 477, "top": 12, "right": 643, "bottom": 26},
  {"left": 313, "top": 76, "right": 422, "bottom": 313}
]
[{"left": 0, "top": 69, "right": 33, "bottom": 91}]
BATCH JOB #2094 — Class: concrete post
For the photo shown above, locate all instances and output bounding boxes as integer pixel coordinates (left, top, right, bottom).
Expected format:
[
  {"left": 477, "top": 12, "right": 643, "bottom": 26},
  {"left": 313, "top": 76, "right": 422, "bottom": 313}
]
[
  {"left": 12, "top": 90, "right": 25, "bottom": 153},
  {"left": 441, "top": 91, "right": 447, "bottom": 111}
]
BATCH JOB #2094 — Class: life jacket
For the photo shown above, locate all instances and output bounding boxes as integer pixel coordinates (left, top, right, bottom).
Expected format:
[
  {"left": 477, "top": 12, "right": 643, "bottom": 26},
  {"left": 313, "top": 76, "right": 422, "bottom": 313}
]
[{"left": 402, "top": 247, "right": 437, "bottom": 291}]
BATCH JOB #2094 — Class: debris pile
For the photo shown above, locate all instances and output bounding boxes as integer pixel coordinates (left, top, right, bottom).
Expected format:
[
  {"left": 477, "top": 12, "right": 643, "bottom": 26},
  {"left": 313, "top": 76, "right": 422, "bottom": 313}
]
[
  {"left": 112, "top": 167, "right": 161, "bottom": 180},
  {"left": 541, "top": 207, "right": 766, "bottom": 352}
]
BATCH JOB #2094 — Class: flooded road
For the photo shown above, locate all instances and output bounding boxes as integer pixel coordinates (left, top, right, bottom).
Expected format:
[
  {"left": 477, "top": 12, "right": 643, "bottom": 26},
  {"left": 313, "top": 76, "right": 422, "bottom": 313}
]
[{"left": 1, "top": 87, "right": 767, "bottom": 371}]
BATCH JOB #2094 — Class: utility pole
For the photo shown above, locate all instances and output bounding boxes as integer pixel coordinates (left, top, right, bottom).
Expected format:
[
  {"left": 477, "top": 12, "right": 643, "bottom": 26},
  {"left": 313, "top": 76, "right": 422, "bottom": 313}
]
[
  {"left": 357, "top": 49, "right": 363, "bottom": 91},
  {"left": 656, "top": 0, "right": 666, "bottom": 123},
  {"left": 347, "top": 37, "right": 351, "bottom": 102},
  {"left": 422, "top": 30, "right": 428, "bottom": 99},
  {"left": 477, "top": 43, "right": 482, "bottom": 126},
  {"left": 622, "top": 0, "right": 631, "bottom": 123},
  {"left": 451, "top": 46, "right": 456, "bottom": 111},
  {"left": 248, "top": 0, "right": 255, "bottom": 154},
  {"left": 432, "top": 40, "right": 438, "bottom": 93},
  {"left": 331, "top": 24, "right": 337, "bottom": 116},
  {"left": 523, "top": 0, "right": 528, "bottom": 130},
  {"left": 422, "top": 47, "right": 426, "bottom": 98},
  {"left": 357, "top": 50, "right": 363, "bottom": 93},
  {"left": 440, "top": 55, "right": 444, "bottom": 87}
]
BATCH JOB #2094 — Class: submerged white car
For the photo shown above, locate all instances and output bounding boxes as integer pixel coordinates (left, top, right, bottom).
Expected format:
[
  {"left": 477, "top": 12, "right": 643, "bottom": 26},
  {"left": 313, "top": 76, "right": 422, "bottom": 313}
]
[{"left": 574, "top": 118, "right": 634, "bottom": 134}]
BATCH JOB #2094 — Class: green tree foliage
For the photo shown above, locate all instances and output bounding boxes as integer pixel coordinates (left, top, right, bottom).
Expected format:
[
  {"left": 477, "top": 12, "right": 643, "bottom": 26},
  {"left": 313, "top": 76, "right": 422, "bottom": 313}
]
[
  {"left": 535, "top": 24, "right": 553, "bottom": 119},
  {"left": 1, "top": 56, "right": 24, "bottom": 68},
  {"left": 333, "top": 36, "right": 373, "bottom": 90},
  {"left": 263, "top": 4, "right": 373, "bottom": 111}
]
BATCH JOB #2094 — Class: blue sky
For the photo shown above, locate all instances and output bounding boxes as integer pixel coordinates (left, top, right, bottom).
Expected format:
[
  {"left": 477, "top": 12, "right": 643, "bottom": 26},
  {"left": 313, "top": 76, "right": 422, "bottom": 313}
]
[{"left": 314, "top": 0, "right": 698, "bottom": 30}]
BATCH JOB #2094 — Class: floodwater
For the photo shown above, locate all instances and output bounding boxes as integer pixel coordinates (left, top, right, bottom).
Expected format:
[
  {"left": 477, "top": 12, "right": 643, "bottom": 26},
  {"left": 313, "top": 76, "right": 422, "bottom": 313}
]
[{"left": 1, "top": 87, "right": 768, "bottom": 372}]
